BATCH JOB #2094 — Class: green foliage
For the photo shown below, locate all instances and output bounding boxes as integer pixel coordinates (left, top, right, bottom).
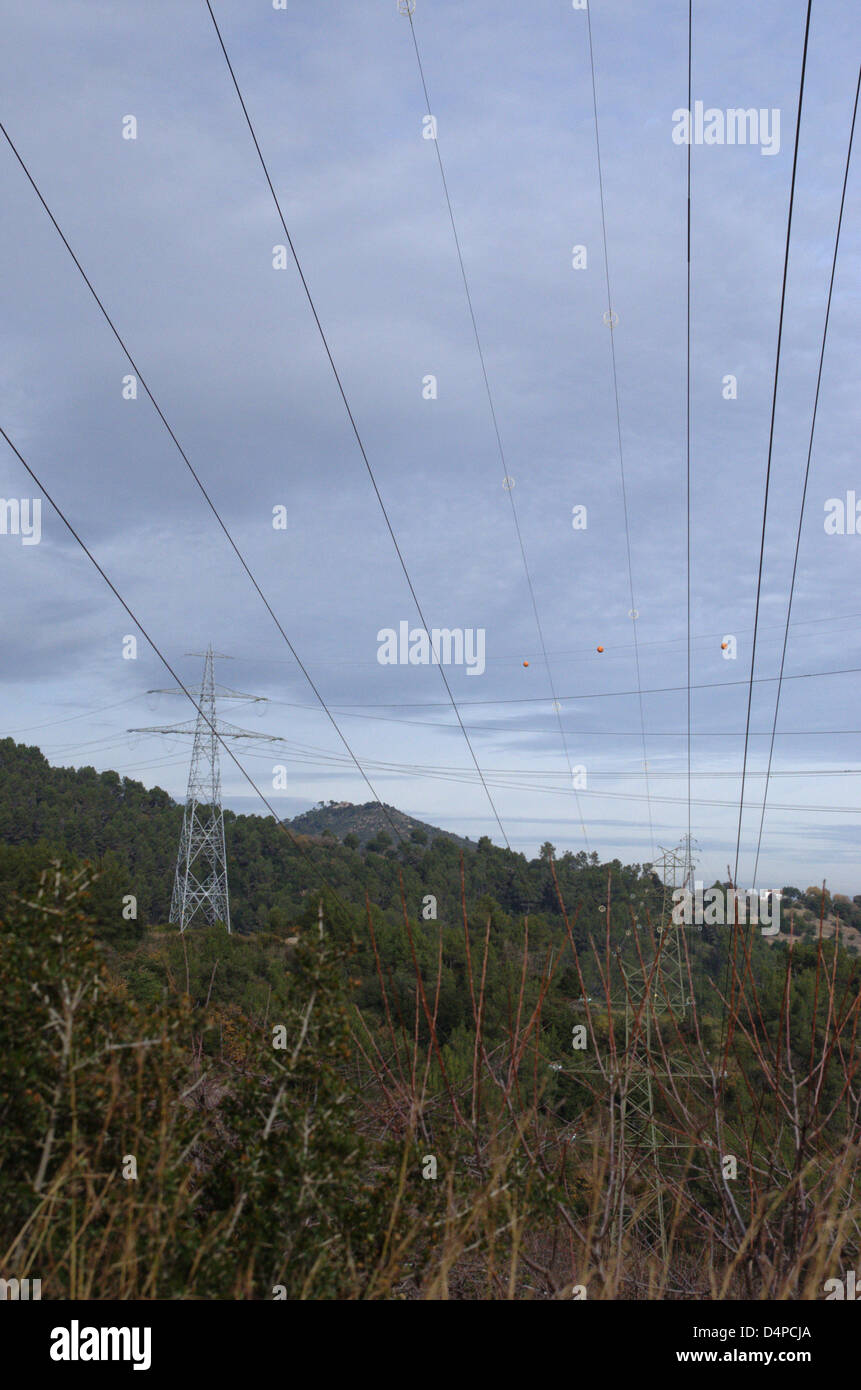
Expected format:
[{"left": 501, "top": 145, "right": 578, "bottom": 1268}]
[
  {"left": 3, "top": 738, "right": 861, "bottom": 1299},
  {"left": 0, "top": 861, "right": 404, "bottom": 1298}
]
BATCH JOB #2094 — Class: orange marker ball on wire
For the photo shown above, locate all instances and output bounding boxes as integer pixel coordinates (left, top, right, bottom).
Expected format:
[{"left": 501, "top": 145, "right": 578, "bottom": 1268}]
[
  {"left": 721, "top": 641, "right": 728, "bottom": 649},
  {"left": 523, "top": 660, "right": 529, "bottom": 667},
  {"left": 596, "top": 645, "right": 604, "bottom": 653}
]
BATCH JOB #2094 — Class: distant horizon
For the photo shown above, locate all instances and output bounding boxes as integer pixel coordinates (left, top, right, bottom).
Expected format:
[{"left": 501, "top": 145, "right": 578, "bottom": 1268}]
[{"left": 17, "top": 735, "right": 858, "bottom": 898}]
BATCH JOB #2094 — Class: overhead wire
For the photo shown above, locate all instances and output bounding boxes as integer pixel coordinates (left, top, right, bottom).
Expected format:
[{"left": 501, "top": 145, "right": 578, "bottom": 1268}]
[
  {"left": 0, "top": 118, "right": 412, "bottom": 849},
  {"left": 202, "top": 0, "right": 512, "bottom": 849},
  {"left": 731, "top": 0, "right": 813, "bottom": 889},
  {"left": 37, "top": 729, "right": 861, "bottom": 786},
  {"left": 401, "top": 4, "right": 590, "bottom": 851},
  {"left": 585, "top": 1, "right": 656, "bottom": 855},
  {"left": 751, "top": 63, "right": 861, "bottom": 884},
  {"left": 0, "top": 423, "right": 362, "bottom": 915},
  {"left": 720, "top": 0, "right": 814, "bottom": 1081},
  {"left": 205, "top": 604, "right": 861, "bottom": 668},
  {"left": 685, "top": 0, "right": 693, "bottom": 878},
  {"left": 2, "top": 3, "right": 854, "bottom": 876},
  {"left": 35, "top": 699, "right": 861, "bottom": 746},
  {"left": 319, "top": 660, "right": 861, "bottom": 708}
]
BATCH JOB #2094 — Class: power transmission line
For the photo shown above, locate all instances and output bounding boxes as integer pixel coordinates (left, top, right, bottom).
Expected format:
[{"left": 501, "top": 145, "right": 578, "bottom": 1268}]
[
  {"left": 721, "top": 0, "right": 814, "bottom": 1084},
  {"left": 1, "top": 695, "right": 141, "bottom": 735},
  {"left": 585, "top": 1, "right": 655, "bottom": 855},
  {"left": 122, "top": 737, "right": 861, "bottom": 816},
  {"left": 0, "top": 117, "right": 411, "bottom": 850},
  {"left": 37, "top": 706, "right": 861, "bottom": 747},
  {"left": 685, "top": 0, "right": 693, "bottom": 861},
  {"left": 202, "top": 604, "right": 861, "bottom": 669},
  {"left": 322, "top": 660, "right": 861, "bottom": 709},
  {"left": 731, "top": 0, "right": 813, "bottom": 889},
  {"left": 400, "top": 4, "right": 590, "bottom": 852},
  {"left": 202, "top": 0, "right": 512, "bottom": 850},
  {"left": 752, "top": 63, "right": 861, "bottom": 884},
  {"left": 33, "top": 728, "right": 861, "bottom": 786},
  {"left": 271, "top": 705, "right": 861, "bottom": 740},
  {"left": 227, "top": 748, "right": 861, "bottom": 812},
  {"left": 0, "top": 422, "right": 362, "bottom": 917}
]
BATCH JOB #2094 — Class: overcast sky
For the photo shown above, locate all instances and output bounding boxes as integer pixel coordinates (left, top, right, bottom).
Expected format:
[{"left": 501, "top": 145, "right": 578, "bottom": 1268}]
[{"left": 1, "top": 0, "right": 859, "bottom": 893}]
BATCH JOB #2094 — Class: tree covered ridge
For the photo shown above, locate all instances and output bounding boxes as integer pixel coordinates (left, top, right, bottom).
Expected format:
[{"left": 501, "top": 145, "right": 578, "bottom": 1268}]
[
  {"left": 285, "top": 797, "right": 474, "bottom": 850},
  {"left": 1, "top": 737, "right": 859, "bottom": 1298},
  {"left": 0, "top": 735, "right": 657, "bottom": 934}
]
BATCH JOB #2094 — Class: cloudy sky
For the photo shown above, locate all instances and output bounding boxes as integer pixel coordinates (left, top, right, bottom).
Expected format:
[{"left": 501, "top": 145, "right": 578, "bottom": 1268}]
[{"left": 1, "top": 0, "right": 859, "bottom": 893}]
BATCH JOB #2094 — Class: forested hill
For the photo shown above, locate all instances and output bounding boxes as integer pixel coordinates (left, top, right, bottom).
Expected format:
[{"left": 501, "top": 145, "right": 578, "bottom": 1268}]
[
  {"left": 2, "top": 736, "right": 857, "bottom": 960},
  {"left": 284, "top": 799, "right": 474, "bottom": 850},
  {"left": 3, "top": 733, "right": 860, "bottom": 1064},
  {"left": 0, "top": 736, "right": 655, "bottom": 939}
]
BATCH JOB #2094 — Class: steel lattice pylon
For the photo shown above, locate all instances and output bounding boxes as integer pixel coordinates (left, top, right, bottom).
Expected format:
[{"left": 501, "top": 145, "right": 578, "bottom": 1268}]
[
  {"left": 611, "top": 837, "right": 701, "bottom": 1261},
  {"left": 129, "top": 646, "right": 280, "bottom": 933},
  {"left": 170, "top": 648, "right": 229, "bottom": 931},
  {"left": 566, "top": 836, "right": 704, "bottom": 1264}
]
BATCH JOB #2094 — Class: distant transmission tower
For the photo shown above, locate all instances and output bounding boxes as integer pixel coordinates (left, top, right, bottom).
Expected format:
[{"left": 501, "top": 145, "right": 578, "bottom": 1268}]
[
  {"left": 611, "top": 837, "right": 699, "bottom": 1260},
  {"left": 567, "top": 835, "right": 703, "bottom": 1264},
  {"left": 130, "top": 646, "right": 279, "bottom": 933}
]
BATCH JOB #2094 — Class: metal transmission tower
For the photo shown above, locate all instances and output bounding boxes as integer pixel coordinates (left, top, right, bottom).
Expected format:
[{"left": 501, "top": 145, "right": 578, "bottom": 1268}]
[
  {"left": 566, "top": 836, "right": 703, "bottom": 1264},
  {"left": 130, "top": 647, "right": 280, "bottom": 933},
  {"left": 611, "top": 838, "right": 699, "bottom": 1261}
]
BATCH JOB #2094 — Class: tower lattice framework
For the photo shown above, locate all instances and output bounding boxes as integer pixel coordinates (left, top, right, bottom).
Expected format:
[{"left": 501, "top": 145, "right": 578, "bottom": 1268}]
[
  {"left": 611, "top": 839, "right": 699, "bottom": 1260},
  {"left": 129, "top": 646, "right": 279, "bottom": 933},
  {"left": 569, "top": 836, "right": 705, "bottom": 1263}
]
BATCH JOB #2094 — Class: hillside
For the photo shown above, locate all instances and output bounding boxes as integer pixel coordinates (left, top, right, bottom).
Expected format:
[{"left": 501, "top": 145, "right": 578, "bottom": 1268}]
[
  {"left": 284, "top": 799, "right": 474, "bottom": 850},
  {"left": 2, "top": 735, "right": 860, "bottom": 1304},
  {"left": 0, "top": 736, "right": 644, "bottom": 938}
]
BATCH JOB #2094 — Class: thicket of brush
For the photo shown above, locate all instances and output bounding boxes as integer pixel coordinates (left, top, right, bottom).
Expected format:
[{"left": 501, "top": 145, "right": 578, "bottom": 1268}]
[{"left": 1, "top": 855, "right": 858, "bottom": 1300}]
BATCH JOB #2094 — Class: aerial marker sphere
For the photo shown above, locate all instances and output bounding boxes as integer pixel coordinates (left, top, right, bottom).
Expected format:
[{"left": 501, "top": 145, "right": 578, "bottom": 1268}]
[
  {"left": 721, "top": 641, "right": 728, "bottom": 649},
  {"left": 523, "top": 660, "right": 529, "bottom": 667},
  {"left": 596, "top": 645, "right": 604, "bottom": 653}
]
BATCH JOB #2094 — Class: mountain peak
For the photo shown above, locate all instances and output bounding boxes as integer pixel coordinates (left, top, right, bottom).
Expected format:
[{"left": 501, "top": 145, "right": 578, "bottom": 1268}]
[{"left": 283, "top": 800, "right": 474, "bottom": 851}]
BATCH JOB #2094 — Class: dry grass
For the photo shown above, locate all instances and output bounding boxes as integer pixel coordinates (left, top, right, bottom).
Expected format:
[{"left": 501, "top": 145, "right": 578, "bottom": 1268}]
[{"left": 2, "top": 861, "right": 858, "bottom": 1299}]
